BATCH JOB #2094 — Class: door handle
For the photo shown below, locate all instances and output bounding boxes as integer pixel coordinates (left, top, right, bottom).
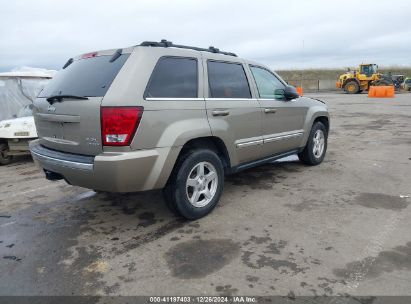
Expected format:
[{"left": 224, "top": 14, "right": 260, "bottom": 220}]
[
  {"left": 264, "top": 108, "right": 277, "bottom": 114},
  {"left": 212, "top": 110, "right": 230, "bottom": 117}
]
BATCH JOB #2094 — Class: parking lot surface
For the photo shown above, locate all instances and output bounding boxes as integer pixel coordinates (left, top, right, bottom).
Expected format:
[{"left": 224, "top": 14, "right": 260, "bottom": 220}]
[{"left": 0, "top": 92, "right": 410, "bottom": 297}]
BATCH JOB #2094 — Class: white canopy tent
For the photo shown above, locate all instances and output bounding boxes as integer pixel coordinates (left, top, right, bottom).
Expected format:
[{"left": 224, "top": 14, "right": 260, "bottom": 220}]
[{"left": 0, "top": 67, "right": 56, "bottom": 121}]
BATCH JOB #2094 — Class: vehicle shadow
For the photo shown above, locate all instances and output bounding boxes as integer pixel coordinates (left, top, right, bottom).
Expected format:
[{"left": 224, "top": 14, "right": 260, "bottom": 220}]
[
  {"left": 225, "top": 158, "right": 302, "bottom": 191},
  {"left": 3, "top": 154, "right": 33, "bottom": 167},
  {"left": 53, "top": 156, "right": 302, "bottom": 240}
]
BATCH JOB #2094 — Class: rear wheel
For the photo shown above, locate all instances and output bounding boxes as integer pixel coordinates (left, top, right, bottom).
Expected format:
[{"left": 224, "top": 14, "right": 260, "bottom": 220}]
[
  {"left": 163, "top": 149, "right": 224, "bottom": 220},
  {"left": 344, "top": 81, "right": 360, "bottom": 94},
  {"left": 298, "top": 122, "right": 327, "bottom": 166},
  {"left": 0, "top": 143, "right": 13, "bottom": 165}
]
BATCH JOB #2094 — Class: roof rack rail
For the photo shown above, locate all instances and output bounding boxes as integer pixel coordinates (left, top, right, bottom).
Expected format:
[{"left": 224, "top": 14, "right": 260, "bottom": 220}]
[{"left": 139, "top": 39, "right": 237, "bottom": 57}]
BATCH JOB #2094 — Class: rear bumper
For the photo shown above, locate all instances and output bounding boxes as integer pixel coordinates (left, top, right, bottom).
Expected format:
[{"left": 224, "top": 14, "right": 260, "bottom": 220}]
[
  {"left": 29, "top": 140, "right": 180, "bottom": 192},
  {"left": 30, "top": 143, "right": 94, "bottom": 170}
]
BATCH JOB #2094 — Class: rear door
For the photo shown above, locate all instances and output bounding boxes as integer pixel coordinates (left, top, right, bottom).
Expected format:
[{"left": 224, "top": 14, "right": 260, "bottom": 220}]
[
  {"left": 34, "top": 51, "right": 130, "bottom": 156},
  {"left": 249, "top": 65, "right": 307, "bottom": 157},
  {"left": 205, "top": 59, "right": 263, "bottom": 165}
]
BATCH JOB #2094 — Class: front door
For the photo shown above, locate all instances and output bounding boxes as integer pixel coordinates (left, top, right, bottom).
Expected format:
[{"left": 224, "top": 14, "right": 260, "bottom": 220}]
[{"left": 249, "top": 66, "right": 307, "bottom": 157}]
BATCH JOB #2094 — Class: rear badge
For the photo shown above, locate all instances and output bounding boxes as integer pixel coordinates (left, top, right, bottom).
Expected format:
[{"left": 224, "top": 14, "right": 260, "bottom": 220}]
[
  {"left": 47, "top": 105, "right": 56, "bottom": 112},
  {"left": 86, "top": 137, "right": 100, "bottom": 146}
]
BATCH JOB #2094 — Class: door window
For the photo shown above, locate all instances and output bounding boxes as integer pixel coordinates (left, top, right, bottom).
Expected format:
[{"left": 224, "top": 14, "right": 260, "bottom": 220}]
[
  {"left": 145, "top": 57, "right": 198, "bottom": 98},
  {"left": 207, "top": 61, "right": 251, "bottom": 98},
  {"left": 250, "top": 66, "right": 285, "bottom": 99}
]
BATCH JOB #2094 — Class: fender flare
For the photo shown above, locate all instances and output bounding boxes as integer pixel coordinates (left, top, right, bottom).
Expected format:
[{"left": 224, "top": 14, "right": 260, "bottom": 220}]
[{"left": 301, "top": 108, "right": 330, "bottom": 147}]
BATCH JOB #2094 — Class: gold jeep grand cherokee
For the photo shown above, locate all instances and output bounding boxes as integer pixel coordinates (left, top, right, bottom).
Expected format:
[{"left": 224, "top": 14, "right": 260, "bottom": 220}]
[{"left": 30, "top": 40, "right": 330, "bottom": 220}]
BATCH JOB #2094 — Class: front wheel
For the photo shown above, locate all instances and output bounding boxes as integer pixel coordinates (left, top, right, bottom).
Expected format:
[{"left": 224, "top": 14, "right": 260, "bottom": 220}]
[
  {"left": 163, "top": 149, "right": 224, "bottom": 220},
  {"left": 0, "top": 143, "right": 13, "bottom": 165},
  {"left": 298, "top": 122, "right": 328, "bottom": 166},
  {"left": 344, "top": 81, "right": 360, "bottom": 94}
]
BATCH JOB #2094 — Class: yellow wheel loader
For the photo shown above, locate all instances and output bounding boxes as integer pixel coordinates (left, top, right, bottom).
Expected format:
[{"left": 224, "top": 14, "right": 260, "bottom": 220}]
[{"left": 336, "top": 64, "right": 393, "bottom": 94}]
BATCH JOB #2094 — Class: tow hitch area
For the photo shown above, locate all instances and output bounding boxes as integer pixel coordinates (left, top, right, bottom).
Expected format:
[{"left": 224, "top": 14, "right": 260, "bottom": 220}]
[{"left": 44, "top": 170, "right": 64, "bottom": 181}]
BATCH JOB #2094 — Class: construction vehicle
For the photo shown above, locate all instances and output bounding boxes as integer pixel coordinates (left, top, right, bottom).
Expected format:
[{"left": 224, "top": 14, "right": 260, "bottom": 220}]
[
  {"left": 336, "top": 64, "right": 394, "bottom": 94},
  {"left": 402, "top": 77, "right": 411, "bottom": 91},
  {"left": 391, "top": 74, "right": 404, "bottom": 91}
]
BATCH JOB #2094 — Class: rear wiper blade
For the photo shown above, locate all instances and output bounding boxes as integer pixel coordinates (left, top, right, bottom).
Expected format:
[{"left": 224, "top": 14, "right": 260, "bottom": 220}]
[
  {"left": 46, "top": 95, "right": 89, "bottom": 104},
  {"left": 62, "top": 58, "right": 73, "bottom": 69}
]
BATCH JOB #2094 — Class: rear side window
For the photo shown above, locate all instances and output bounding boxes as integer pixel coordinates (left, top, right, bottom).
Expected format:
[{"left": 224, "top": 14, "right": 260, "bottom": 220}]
[
  {"left": 250, "top": 66, "right": 285, "bottom": 99},
  {"left": 39, "top": 54, "right": 129, "bottom": 98},
  {"left": 207, "top": 61, "right": 251, "bottom": 98},
  {"left": 145, "top": 57, "right": 198, "bottom": 98}
]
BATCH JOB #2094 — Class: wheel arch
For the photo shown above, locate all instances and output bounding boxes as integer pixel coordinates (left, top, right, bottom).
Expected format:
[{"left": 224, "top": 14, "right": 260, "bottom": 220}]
[
  {"left": 301, "top": 108, "right": 330, "bottom": 148},
  {"left": 177, "top": 136, "right": 231, "bottom": 170},
  {"left": 313, "top": 116, "right": 329, "bottom": 134},
  {"left": 153, "top": 135, "right": 232, "bottom": 190}
]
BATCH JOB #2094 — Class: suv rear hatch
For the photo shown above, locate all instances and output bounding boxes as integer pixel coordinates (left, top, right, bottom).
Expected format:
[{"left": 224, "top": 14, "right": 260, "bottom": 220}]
[{"left": 35, "top": 49, "right": 130, "bottom": 156}]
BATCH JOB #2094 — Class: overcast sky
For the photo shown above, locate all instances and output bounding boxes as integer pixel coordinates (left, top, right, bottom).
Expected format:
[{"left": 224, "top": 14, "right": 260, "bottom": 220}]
[{"left": 1, "top": 0, "right": 410, "bottom": 72}]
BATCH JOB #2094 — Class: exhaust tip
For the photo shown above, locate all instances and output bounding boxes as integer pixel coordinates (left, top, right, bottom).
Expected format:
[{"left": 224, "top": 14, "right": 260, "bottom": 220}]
[{"left": 44, "top": 170, "right": 64, "bottom": 181}]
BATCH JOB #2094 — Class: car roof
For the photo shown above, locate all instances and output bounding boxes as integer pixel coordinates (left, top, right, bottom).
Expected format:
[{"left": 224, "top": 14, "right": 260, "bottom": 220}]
[
  {"left": 138, "top": 40, "right": 238, "bottom": 57},
  {"left": 72, "top": 40, "right": 279, "bottom": 77},
  {"left": 134, "top": 41, "right": 272, "bottom": 68}
]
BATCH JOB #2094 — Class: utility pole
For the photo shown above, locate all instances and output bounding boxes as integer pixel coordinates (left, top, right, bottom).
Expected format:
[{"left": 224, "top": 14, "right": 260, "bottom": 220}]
[{"left": 301, "top": 40, "right": 304, "bottom": 89}]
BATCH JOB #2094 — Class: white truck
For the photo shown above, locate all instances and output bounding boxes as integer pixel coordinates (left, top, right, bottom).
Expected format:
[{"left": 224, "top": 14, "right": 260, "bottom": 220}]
[{"left": 0, "top": 69, "right": 54, "bottom": 165}]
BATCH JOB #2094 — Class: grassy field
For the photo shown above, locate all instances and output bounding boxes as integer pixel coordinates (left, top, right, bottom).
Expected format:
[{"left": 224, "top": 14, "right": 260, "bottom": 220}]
[{"left": 277, "top": 67, "right": 411, "bottom": 81}]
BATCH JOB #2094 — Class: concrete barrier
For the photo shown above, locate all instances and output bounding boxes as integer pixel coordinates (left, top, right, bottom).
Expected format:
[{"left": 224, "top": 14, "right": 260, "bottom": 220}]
[
  {"left": 285, "top": 79, "right": 338, "bottom": 92},
  {"left": 319, "top": 79, "right": 338, "bottom": 91}
]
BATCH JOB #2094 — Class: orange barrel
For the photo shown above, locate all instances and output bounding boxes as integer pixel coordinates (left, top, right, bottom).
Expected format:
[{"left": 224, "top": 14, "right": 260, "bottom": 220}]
[{"left": 296, "top": 87, "right": 303, "bottom": 96}]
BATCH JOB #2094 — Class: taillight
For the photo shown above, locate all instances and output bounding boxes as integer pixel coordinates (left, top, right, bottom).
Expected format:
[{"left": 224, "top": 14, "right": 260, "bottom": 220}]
[{"left": 101, "top": 107, "right": 143, "bottom": 146}]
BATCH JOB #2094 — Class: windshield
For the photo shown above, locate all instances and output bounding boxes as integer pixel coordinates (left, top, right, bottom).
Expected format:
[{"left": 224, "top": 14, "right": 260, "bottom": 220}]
[{"left": 39, "top": 54, "right": 129, "bottom": 98}]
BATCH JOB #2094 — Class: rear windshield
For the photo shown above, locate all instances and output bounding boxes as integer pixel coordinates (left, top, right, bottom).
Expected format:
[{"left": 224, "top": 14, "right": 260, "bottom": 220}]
[{"left": 39, "top": 54, "right": 129, "bottom": 98}]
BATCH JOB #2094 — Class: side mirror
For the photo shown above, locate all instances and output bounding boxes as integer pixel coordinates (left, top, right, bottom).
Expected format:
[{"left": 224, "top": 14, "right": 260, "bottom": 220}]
[
  {"left": 274, "top": 88, "right": 286, "bottom": 100},
  {"left": 275, "top": 86, "right": 299, "bottom": 101}
]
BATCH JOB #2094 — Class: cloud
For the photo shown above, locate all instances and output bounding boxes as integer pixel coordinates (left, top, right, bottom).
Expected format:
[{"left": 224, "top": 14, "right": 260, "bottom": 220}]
[{"left": 0, "top": 0, "right": 410, "bottom": 71}]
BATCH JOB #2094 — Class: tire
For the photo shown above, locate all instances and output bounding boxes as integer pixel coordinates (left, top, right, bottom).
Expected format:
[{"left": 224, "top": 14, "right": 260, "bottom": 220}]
[
  {"left": 298, "top": 122, "right": 328, "bottom": 166},
  {"left": 0, "top": 143, "right": 13, "bottom": 165},
  {"left": 163, "top": 149, "right": 224, "bottom": 220},
  {"left": 344, "top": 80, "right": 360, "bottom": 94}
]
